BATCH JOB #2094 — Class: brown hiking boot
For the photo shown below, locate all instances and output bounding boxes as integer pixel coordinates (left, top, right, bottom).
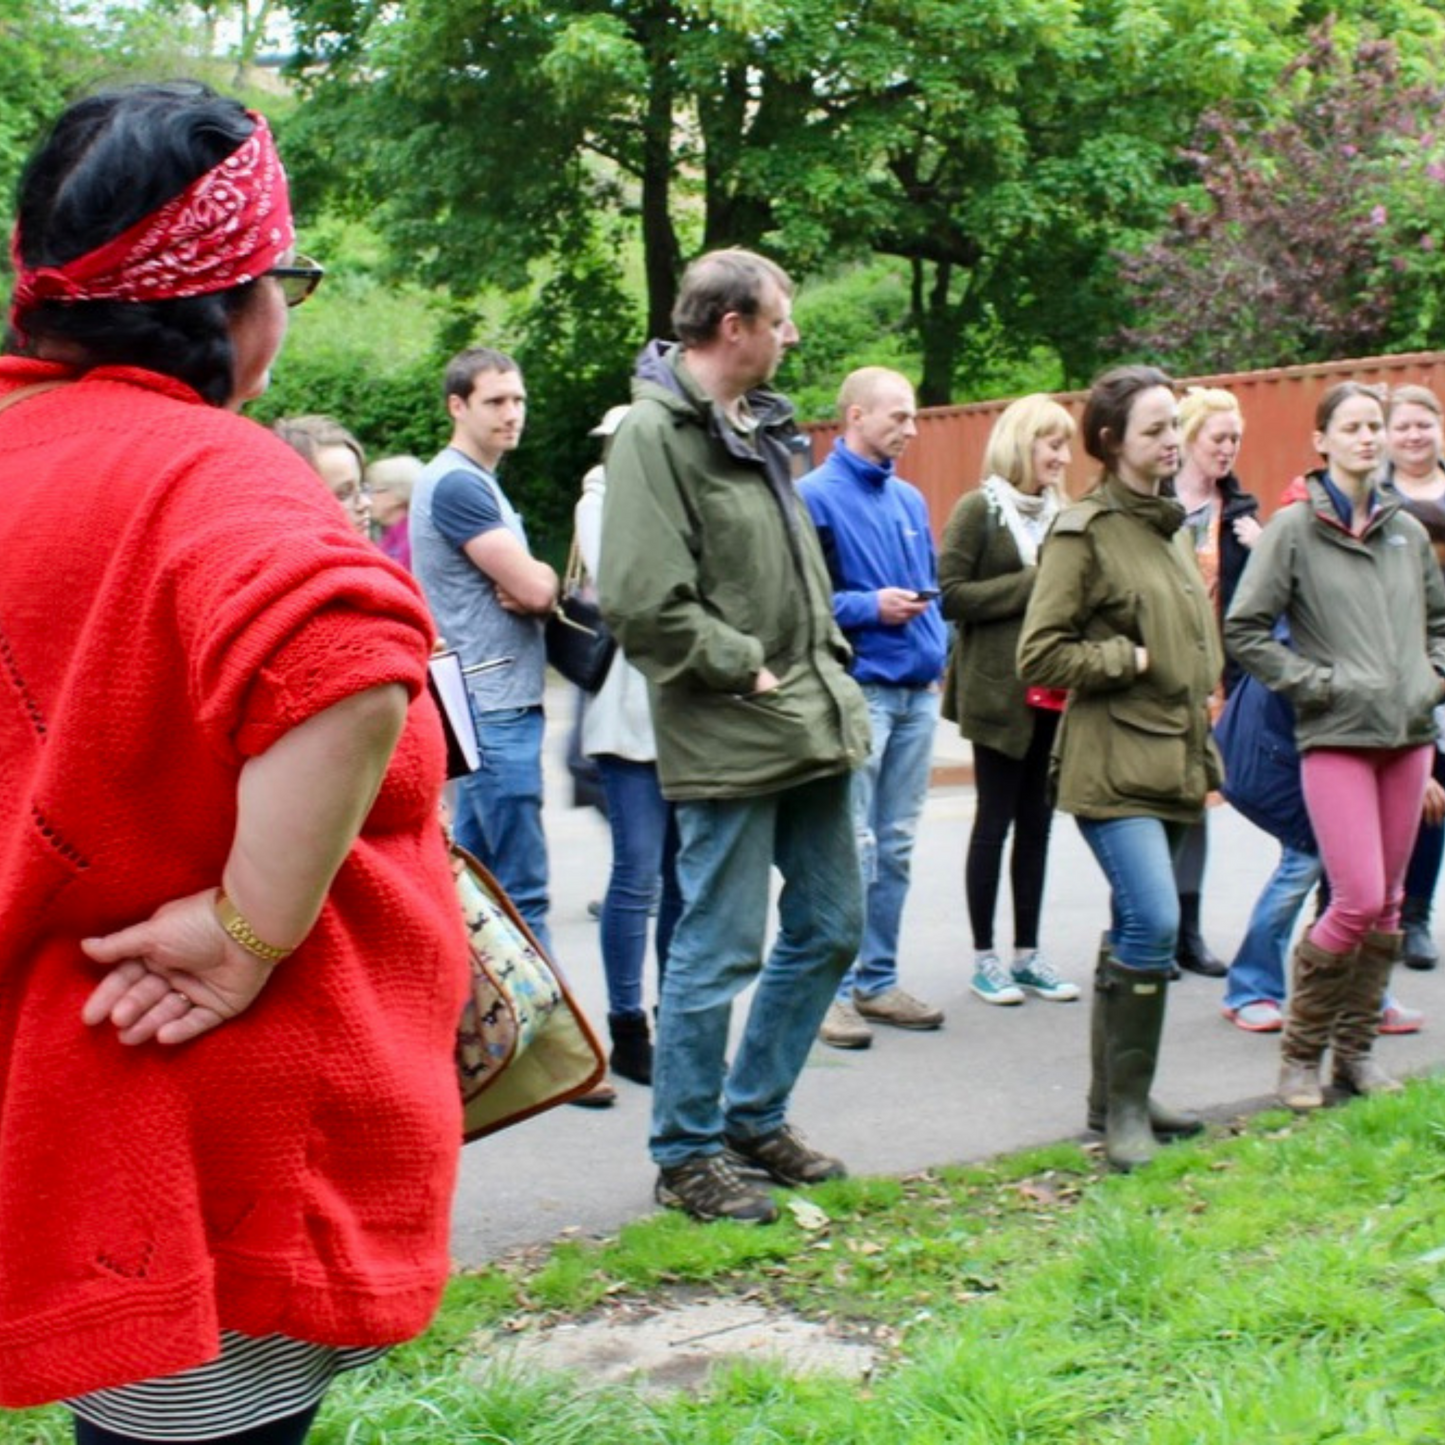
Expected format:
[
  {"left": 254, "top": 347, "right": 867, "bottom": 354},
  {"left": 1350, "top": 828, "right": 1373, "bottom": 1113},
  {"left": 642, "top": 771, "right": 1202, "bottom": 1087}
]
[
  {"left": 724, "top": 1124, "right": 847, "bottom": 1187},
  {"left": 655, "top": 1154, "right": 779, "bottom": 1224}
]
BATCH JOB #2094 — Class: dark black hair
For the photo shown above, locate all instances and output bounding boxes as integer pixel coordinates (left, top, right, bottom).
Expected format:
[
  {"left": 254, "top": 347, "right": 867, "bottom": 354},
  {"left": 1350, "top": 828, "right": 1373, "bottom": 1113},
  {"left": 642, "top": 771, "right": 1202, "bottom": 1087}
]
[
  {"left": 10, "top": 81, "right": 261, "bottom": 406},
  {"left": 443, "top": 347, "right": 520, "bottom": 405},
  {"left": 1081, "top": 364, "right": 1175, "bottom": 466}
]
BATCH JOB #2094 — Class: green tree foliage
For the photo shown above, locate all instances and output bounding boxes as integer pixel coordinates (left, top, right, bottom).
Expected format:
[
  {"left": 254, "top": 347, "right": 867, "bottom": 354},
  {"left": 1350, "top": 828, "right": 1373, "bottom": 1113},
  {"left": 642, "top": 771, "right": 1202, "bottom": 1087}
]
[
  {"left": 1117, "top": 25, "right": 1445, "bottom": 372},
  {"left": 0, "top": 0, "right": 94, "bottom": 220},
  {"left": 280, "top": 0, "right": 1317, "bottom": 406}
]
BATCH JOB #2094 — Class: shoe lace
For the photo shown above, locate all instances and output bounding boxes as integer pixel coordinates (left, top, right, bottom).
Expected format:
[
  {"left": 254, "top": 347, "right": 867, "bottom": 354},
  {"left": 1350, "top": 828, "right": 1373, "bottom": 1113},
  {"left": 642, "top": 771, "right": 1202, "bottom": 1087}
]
[
  {"left": 1020, "top": 953, "right": 1063, "bottom": 986},
  {"left": 690, "top": 1155, "right": 751, "bottom": 1207},
  {"left": 978, "top": 954, "right": 1012, "bottom": 989}
]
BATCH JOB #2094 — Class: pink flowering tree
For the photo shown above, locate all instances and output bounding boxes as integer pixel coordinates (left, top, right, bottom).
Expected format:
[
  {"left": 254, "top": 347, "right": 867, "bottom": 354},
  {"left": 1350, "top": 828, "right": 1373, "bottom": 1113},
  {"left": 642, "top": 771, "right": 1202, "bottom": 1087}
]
[{"left": 1115, "top": 25, "right": 1445, "bottom": 372}]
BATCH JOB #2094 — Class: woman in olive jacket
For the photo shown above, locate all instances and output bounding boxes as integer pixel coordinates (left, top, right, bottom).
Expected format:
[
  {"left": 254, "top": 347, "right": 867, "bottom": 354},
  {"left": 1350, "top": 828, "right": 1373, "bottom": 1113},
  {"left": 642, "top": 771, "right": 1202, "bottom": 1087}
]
[
  {"left": 1018, "top": 366, "right": 1222, "bottom": 1171},
  {"left": 1225, "top": 381, "right": 1445, "bottom": 1113}
]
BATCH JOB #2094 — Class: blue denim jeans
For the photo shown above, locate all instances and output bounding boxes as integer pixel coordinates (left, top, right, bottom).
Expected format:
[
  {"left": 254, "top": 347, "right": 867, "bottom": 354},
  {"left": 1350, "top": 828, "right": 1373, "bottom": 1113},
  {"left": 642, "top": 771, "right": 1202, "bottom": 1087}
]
[
  {"left": 1077, "top": 815, "right": 1188, "bottom": 974},
  {"left": 1223, "top": 845, "right": 1320, "bottom": 1011},
  {"left": 650, "top": 773, "right": 862, "bottom": 1166},
  {"left": 596, "top": 755, "right": 682, "bottom": 1018},
  {"left": 453, "top": 704, "right": 551, "bottom": 956},
  {"left": 843, "top": 683, "right": 941, "bottom": 1001},
  {"left": 1405, "top": 745, "right": 1445, "bottom": 904}
]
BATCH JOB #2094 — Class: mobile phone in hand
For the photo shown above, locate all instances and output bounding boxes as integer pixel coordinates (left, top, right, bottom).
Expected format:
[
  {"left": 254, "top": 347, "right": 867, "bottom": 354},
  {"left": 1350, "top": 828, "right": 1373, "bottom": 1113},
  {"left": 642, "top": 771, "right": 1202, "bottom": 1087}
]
[{"left": 913, "top": 588, "right": 940, "bottom": 601}]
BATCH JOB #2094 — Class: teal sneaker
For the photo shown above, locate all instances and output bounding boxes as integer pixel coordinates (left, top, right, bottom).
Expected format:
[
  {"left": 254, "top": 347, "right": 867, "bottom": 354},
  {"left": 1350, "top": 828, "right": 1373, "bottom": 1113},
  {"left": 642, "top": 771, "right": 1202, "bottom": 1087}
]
[
  {"left": 1011, "top": 951, "right": 1081, "bottom": 1002},
  {"left": 971, "top": 952, "right": 1025, "bottom": 1005}
]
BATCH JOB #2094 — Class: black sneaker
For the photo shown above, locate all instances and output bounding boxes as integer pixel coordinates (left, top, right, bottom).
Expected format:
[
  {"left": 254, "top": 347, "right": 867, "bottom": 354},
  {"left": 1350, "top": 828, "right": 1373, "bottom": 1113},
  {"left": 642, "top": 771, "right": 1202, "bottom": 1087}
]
[
  {"left": 724, "top": 1124, "right": 847, "bottom": 1187},
  {"left": 655, "top": 1154, "right": 779, "bottom": 1223}
]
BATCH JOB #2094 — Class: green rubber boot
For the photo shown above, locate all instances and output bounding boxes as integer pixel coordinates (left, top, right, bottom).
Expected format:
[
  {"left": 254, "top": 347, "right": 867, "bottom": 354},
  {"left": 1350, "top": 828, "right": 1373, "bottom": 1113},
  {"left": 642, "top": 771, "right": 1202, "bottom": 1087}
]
[
  {"left": 1088, "top": 934, "right": 1202, "bottom": 1140},
  {"left": 1099, "top": 957, "right": 1172, "bottom": 1172}
]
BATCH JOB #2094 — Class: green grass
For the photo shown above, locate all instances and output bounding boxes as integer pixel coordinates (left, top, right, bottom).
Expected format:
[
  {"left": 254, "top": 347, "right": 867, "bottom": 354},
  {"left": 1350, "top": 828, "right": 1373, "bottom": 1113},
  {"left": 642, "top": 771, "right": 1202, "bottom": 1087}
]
[{"left": 9, "top": 1084, "right": 1445, "bottom": 1442}]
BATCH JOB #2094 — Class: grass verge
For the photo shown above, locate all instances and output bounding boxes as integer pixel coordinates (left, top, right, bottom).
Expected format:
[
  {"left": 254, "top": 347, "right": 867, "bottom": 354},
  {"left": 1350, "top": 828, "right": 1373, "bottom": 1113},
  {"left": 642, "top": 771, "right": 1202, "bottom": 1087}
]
[{"left": 8, "top": 1081, "right": 1445, "bottom": 1443}]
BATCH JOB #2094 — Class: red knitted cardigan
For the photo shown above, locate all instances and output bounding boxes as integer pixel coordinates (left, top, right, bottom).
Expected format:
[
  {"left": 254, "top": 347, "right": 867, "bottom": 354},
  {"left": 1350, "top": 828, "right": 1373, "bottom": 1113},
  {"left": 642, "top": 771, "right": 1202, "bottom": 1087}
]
[{"left": 0, "top": 359, "right": 469, "bottom": 1407}]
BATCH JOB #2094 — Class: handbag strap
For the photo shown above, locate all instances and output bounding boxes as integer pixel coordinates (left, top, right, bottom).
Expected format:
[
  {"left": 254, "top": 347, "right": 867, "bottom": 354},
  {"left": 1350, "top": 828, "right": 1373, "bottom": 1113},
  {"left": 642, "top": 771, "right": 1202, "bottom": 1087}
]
[
  {"left": 0, "top": 380, "right": 68, "bottom": 417},
  {"left": 563, "top": 536, "right": 588, "bottom": 592}
]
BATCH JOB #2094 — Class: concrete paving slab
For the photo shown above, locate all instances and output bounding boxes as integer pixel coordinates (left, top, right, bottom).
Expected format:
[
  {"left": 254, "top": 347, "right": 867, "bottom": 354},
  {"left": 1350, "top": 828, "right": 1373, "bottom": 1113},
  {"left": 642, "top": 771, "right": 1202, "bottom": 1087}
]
[{"left": 489, "top": 1296, "right": 878, "bottom": 1393}]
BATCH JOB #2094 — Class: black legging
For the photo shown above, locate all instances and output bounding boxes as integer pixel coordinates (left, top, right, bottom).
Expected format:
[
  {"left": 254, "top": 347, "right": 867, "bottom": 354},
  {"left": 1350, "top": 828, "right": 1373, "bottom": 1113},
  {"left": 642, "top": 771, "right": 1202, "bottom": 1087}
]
[
  {"left": 966, "top": 709, "right": 1060, "bottom": 951},
  {"left": 74, "top": 1405, "right": 320, "bottom": 1445}
]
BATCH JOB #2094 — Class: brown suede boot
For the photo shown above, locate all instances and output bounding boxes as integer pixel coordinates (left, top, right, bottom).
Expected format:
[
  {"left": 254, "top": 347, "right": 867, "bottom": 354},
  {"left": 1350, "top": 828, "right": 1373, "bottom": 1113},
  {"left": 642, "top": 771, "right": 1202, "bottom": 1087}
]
[
  {"left": 1331, "top": 930, "right": 1405, "bottom": 1097},
  {"left": 1279, "top": 935, "right": 1354, "bottom": 1111},
  {"left": 1088, "top": 934, "right": 1203, "bottom": 1139}
]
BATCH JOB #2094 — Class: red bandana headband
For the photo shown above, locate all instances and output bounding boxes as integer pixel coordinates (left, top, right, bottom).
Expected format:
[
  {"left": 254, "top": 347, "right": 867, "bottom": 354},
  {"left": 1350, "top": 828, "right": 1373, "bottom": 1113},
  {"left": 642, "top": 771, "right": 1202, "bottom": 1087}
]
[{"left": 9, "top": 110, "right": 294, "bottom": 336}]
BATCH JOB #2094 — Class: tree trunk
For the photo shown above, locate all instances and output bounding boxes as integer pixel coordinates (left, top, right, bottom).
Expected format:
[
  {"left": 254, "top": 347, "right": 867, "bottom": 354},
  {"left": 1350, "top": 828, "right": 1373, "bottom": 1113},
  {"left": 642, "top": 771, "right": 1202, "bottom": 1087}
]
[
  {"left": 640, "top": 8, "right": 681, "bottom": 339},
  {"left": 913, "top": 258, "right": 957, "bottom": 407}
]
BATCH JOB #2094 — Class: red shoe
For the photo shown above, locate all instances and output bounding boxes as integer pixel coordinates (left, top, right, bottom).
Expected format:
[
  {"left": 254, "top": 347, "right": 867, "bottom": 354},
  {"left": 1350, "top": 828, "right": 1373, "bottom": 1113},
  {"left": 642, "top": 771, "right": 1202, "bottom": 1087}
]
[
  {"left": 1379, "top": 1002, "right": 1424, "bottom": 1036},
  {"left": 1222, "top": 1000, "right": 1283, "bottom": 1033}
]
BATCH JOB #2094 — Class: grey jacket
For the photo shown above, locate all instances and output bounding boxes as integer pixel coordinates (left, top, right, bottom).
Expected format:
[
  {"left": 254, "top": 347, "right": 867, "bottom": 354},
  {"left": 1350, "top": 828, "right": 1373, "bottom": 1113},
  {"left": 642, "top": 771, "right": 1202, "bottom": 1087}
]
[{"left": 1225, "top": 475, "right": 1445, "bottom": 752}]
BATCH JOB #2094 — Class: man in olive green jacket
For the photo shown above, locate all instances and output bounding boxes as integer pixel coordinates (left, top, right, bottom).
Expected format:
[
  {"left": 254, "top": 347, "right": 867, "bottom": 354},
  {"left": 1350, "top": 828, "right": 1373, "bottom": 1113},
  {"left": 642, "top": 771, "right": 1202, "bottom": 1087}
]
[{"left": 599, "top": 249, "right": 871, "bottom": 1225}]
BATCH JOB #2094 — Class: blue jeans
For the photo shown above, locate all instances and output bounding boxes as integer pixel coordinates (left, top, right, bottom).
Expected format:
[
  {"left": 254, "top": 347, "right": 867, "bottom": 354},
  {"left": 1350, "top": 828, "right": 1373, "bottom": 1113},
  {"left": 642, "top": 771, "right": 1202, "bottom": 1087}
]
[
  {"left": 453, "top": 704, "right": 551, "bottom": 955},
  {"left": 650, "top": 773, "right": 862, "bottom": 1166},
  {"left": 1405, "top": 745, "right": 1445, "bottom": 904},
  {"left": 843, "top": 683, "right": 940, "bottom": 1000},
  {"left": 596, "top": 755, "right": 682, "bottom": 1018},
  {"left": 1077, "top": 815, "right": 1188, "bottom": 974},
  {"left": 1223, "top": 845, "right": 1320, "bottom": 1011}
]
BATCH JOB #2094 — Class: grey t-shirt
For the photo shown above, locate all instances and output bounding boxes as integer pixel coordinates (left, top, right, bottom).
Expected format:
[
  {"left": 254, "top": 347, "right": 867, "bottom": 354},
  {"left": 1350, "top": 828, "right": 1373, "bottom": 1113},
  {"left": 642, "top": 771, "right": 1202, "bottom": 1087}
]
[{"left": 410, "top": 447, "right": 546, "bottom": 711}]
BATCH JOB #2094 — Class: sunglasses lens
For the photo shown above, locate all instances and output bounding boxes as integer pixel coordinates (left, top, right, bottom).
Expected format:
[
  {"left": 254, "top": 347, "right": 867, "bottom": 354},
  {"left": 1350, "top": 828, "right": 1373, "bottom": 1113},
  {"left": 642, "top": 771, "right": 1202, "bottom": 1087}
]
[{"left": 272, "top": 257, "right": 323, "bottom": 307}]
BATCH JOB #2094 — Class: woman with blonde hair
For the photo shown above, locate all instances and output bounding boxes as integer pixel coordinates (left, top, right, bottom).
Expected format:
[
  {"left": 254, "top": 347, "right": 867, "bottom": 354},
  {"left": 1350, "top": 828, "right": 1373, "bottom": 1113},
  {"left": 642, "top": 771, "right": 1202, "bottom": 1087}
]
[
  {"left": 940, "top": 393, "right": 1080, "bottom": 1008},
  {"left": 1169, "top": 387, "right": 1261, "bottom": 983},
  {"left": 1384, "top": 384, "right": 1445, "bottom": 971}
]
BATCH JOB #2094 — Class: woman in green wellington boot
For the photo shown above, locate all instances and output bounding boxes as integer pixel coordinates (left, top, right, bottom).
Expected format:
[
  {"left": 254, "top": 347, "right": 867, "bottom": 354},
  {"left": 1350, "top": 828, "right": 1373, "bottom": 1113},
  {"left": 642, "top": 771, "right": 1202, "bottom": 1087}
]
[{"left": 1020, "top": 366, "right": 1221, "bottom": 1171}]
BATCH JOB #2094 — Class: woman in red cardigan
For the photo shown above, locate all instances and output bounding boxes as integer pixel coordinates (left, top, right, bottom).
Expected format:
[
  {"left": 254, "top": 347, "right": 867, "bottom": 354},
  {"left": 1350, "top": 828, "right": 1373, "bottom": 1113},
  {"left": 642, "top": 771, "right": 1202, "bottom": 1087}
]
[{"left": 0, "top": 84, "right": 467, "bottom": 1443}]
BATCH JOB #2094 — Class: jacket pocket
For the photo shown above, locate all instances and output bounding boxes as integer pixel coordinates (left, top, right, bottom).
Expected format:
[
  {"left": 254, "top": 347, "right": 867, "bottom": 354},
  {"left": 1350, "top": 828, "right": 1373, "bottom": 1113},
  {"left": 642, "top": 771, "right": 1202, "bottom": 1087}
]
[{"left": 1106, "top": 693, "right": 1188, "bottom": 804}]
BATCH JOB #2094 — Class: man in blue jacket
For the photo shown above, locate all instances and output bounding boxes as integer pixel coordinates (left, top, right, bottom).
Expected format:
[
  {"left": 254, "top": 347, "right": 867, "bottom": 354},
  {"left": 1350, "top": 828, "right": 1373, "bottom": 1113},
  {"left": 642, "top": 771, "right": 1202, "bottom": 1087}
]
[{"left": 800, "top": 367, "right": 948, "bottom": 1048}]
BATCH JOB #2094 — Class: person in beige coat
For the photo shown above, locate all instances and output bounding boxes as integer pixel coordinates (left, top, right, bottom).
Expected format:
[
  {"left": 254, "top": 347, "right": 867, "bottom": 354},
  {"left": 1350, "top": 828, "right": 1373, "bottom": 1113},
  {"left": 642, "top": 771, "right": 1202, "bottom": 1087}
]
[{"left": 1018, "top": 365, "right": 1220, "bottom": 1171}]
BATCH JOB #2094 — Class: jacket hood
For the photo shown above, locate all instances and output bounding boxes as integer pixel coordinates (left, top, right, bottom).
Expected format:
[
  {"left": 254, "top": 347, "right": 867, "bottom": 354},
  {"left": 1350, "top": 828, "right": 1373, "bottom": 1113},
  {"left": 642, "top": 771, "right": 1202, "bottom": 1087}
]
[{"left": 631, "top": 338, "right": 796, "bottom": 429}]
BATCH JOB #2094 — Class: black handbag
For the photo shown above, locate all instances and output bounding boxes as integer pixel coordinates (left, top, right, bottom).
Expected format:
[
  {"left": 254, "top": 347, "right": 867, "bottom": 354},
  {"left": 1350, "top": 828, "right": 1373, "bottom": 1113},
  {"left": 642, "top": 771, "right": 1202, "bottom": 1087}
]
[{"left": 545, "top": 539, "right": 617, "bottom": 692}]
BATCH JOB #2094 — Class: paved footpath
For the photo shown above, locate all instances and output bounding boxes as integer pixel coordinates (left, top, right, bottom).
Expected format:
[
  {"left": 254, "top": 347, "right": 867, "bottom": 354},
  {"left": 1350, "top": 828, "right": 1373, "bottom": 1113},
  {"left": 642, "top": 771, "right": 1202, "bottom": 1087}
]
[{"left": 449, "top": 690, "right": 1445, "bottom": 1268}]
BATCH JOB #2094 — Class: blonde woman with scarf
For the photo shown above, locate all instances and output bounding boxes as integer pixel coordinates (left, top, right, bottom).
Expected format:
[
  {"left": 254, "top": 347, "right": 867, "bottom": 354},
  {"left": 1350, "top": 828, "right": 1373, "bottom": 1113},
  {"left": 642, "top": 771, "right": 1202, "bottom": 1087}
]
[{"left": 940, "top": 394, "right": 1080, "bottom": 1009}]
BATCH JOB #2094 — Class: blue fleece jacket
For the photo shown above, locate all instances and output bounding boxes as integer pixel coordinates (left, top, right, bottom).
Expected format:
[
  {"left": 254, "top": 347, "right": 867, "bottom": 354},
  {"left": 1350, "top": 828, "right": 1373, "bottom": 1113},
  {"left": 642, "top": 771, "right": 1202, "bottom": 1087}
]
[{"left": 798, "top": 439, "right": 947, "bottom": 687}]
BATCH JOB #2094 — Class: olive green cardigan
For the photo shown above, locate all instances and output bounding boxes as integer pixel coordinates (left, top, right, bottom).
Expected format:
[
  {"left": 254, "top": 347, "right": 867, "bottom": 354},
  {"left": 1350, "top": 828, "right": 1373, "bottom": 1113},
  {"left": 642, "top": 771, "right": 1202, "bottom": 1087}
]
[{"left": 938, "top": 488, "right": 1041, "bottom": 760}]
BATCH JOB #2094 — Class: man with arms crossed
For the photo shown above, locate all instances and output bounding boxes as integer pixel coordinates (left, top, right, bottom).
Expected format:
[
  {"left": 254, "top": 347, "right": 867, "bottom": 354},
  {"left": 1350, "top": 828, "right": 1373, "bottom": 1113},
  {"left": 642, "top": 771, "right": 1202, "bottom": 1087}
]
[
  {"left": 410, "top": 348, "right": 558, "bottom": 952},
  {"left": 800, "top": 367, "right": 948, "bottom": 1049},
  {"left": 600, "top": 250, "right": 871, "bottom": 1223}
]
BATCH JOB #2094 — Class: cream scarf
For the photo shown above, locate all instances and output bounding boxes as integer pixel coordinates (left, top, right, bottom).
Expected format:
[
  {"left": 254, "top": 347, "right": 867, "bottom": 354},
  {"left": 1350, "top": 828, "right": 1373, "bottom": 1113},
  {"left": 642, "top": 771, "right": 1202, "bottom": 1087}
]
[{"left": 981, "top": 474, "right": 1060, "bottom": 566}]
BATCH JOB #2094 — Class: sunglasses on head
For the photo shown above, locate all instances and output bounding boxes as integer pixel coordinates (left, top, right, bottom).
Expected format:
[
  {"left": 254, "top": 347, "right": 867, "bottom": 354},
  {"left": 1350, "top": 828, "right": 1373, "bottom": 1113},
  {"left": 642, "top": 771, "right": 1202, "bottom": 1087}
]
[{"left": 266, "top": 254, "right": 324, "bottom": 307}]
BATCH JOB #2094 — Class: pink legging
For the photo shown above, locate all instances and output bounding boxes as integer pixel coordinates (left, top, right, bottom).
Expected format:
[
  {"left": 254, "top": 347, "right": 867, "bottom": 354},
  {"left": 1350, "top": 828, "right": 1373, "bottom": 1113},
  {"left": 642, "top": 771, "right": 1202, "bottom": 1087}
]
[{"left": 1301, "top": 745, "right": 1434, "bottom": 954}]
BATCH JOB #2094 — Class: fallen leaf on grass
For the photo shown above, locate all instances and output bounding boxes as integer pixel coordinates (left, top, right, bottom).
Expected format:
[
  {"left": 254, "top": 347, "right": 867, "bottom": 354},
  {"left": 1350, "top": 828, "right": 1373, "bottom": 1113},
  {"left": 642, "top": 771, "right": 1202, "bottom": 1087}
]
[{"left": 787, "top": 1198, "right": 831, "bottom": 1231}]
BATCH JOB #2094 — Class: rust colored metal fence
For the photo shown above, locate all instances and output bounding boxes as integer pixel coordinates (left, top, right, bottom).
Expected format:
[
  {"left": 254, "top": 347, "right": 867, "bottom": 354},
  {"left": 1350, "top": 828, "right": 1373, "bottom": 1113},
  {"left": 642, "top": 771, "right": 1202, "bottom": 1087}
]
[{"left": 804, "top": 351, "right": 1445, "bottom": 536}]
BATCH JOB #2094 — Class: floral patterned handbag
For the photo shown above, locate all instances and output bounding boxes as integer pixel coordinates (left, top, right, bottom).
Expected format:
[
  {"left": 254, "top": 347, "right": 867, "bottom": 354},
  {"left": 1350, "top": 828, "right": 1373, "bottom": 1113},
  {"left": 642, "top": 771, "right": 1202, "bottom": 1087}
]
[{"left": 450, "top": 841, "right": 606, "bottom": 1141}]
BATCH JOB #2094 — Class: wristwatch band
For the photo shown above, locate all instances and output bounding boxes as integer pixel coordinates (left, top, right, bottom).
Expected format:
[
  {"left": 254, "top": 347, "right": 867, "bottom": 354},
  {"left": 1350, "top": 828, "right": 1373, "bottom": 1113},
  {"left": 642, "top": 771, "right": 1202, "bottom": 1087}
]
[{"left": 215, "top": 890, "right": 294, "bottom": 964}]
